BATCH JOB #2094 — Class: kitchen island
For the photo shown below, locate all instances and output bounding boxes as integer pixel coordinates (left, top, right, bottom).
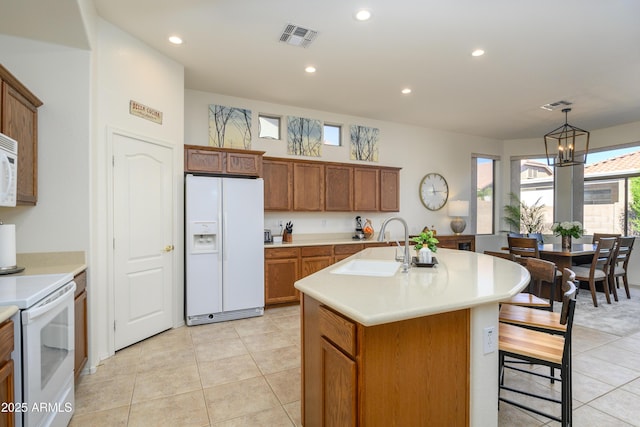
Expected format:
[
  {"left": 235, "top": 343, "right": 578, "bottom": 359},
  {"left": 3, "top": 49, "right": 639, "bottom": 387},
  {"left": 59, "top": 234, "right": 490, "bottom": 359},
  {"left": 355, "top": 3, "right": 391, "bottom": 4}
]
[{"left": 295, "top": 246, "right": 529, "bottom": 426}]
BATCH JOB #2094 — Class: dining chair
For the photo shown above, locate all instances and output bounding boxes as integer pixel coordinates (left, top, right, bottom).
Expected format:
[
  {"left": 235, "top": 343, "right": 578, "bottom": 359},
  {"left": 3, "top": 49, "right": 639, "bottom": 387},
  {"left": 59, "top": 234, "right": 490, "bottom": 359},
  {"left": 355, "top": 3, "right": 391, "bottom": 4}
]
[
  {"left": 572, "top": 237, "right": 616, "bottom": 307},
  {"left": 592, "top": 233, "right": 620, "bottom": 244},
  {"left": 498, "top": 271, "right": 577, "bottom": 426},
  {"left": 507, "top": 236, "right": 540, "bottom": 264},
  {"left": 528, "top": 232, "right": 544, "bottom": 245},
  {"left": 610, "top": 236, "right": 636, "bottom": 300},
  {"left": 484, "top": 252, "right": 552, "bottom": 309}
]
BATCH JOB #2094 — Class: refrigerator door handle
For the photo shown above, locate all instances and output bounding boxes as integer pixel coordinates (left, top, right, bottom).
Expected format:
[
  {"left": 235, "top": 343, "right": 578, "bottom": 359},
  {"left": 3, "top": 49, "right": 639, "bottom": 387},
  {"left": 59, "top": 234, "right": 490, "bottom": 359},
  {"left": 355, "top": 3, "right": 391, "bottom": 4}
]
[{"left": 222, "top": 211, "right": 227, "bottom": 261}]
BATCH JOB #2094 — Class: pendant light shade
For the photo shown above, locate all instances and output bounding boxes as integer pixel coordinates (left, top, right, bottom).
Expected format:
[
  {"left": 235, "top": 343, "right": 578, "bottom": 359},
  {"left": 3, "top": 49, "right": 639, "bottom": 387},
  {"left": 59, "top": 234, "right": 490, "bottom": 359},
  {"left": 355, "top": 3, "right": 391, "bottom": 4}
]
[{"left": 544, "top": 108, "right": 590, "bottom": 167}]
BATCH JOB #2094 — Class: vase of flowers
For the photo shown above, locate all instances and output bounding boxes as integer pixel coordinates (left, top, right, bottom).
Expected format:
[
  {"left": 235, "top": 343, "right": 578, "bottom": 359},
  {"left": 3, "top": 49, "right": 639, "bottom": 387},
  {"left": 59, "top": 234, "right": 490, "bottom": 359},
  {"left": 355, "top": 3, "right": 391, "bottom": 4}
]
[{"left": 551, "top": 221, "right": 584, "bottom": 250}]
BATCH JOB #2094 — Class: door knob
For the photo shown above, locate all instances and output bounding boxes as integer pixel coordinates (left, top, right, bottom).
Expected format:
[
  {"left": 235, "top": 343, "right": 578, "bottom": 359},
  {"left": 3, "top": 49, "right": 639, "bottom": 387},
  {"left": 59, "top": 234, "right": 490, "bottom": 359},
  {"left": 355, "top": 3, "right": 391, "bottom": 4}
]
[{"left": 163, "top": 245, "right": 174, "bottom": 252}]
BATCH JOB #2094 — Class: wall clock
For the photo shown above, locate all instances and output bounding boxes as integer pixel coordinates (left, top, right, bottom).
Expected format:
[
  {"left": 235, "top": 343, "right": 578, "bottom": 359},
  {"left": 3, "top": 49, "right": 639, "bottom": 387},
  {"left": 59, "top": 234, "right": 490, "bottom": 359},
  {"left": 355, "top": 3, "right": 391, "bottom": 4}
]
[{"left": 419, "top": 173, "right": 449, "bottom": 211}]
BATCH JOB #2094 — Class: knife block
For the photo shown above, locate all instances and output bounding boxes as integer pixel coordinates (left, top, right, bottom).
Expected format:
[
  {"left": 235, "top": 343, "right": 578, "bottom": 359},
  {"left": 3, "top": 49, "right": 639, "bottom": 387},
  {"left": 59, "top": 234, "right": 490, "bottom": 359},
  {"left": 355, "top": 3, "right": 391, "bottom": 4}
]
[{"left": 283, "top": 230, "right": 293, "bottom": 242}]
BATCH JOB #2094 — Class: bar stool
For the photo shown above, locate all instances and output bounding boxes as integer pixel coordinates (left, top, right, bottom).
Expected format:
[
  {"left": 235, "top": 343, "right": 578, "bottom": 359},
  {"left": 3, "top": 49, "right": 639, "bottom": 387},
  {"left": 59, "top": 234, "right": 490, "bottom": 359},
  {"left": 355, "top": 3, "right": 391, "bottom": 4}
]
[{"left": 498, "top": 270, "right": 577, "bottom": 426}]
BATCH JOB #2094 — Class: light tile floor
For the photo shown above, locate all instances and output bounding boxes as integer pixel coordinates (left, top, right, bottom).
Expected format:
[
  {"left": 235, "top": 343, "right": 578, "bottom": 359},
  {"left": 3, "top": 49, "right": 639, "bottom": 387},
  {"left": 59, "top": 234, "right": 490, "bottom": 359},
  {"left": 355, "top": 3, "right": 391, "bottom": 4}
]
[{"left": 70, "top": 301, "right": 640, "bottom": 426}]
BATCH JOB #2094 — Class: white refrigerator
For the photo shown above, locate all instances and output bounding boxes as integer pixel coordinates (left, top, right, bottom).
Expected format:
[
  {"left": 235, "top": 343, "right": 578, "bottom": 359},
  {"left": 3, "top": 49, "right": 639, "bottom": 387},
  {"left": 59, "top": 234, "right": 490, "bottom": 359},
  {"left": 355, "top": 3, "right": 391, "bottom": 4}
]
[{"left": 185, "top": 174, "right": 265, "bottom": 326}]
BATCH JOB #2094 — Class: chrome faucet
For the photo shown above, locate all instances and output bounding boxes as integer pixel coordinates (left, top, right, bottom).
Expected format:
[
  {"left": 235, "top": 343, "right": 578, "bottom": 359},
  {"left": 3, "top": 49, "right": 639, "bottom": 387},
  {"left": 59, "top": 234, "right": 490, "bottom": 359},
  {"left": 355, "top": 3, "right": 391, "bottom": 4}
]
[{"left": 378, "top": 217, "right": 410, "bottom": 273}]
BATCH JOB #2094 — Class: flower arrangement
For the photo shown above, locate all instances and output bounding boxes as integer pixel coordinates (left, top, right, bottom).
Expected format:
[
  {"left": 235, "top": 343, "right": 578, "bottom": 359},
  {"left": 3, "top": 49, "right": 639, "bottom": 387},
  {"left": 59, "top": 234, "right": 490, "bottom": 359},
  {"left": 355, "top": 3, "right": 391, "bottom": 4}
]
[
  {"left": 411, "top": 230, "right": 439, "bottom": 252},
  {"left": 551, "top": 221, "right": 584, "bottom": 238}
]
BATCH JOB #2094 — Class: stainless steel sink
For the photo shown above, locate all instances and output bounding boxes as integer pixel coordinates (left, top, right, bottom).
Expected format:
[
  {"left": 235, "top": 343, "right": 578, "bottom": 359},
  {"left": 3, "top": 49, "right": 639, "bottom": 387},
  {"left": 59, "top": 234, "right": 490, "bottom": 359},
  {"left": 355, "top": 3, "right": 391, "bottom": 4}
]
[{"left": 330, "top": 259, "right": 401, "bottom": 277}]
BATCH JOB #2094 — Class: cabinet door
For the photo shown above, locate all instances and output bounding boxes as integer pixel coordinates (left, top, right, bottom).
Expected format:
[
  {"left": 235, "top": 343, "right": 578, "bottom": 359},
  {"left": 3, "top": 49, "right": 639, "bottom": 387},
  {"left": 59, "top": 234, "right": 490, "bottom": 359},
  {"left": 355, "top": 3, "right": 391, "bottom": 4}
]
[
  {"left": 0, "top": 360, "right": 14, "bottom": 427},
  {"left": 184, "top": 147, "right": 224, "bottom": 173},
  {"left": 263, "top": 159, "right": 293, "bottom": 211},
  {"left": 301, "top": 256, "right": 333, "bottom": 278},
  {"left": 293, "top": 162, "right": 325, "bottom": 211},
  {"left": 380, "top": 168, "right": 400, "bottom": 212},
  {"left": 265, "top": 258, "right": 300, "bottom": 305},
  {"left": 74, "top": 289, "right": 88, "bottom": 379},
  {"left": 321, "top": 338, "right": 357, "bottom": 427},
  {"left": 1, "top": 82, "right": 39, "bottom": 204},
  {"left": 353, "top": 167, "right": 379, "bottom": 211},
  {"left": 226, "top": 151, "right": 262, "bottom": 176},
  {"left": 325, "top": 165, "right": 353, "bottom": 211}
]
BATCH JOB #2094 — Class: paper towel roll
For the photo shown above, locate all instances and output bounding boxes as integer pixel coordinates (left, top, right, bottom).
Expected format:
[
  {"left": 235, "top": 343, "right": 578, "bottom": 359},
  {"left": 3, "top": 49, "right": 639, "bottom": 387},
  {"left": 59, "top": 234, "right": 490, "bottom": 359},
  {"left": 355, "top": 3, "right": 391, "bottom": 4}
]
[{"left": 0, "top": 224, "right": 17, "bottom": 268}]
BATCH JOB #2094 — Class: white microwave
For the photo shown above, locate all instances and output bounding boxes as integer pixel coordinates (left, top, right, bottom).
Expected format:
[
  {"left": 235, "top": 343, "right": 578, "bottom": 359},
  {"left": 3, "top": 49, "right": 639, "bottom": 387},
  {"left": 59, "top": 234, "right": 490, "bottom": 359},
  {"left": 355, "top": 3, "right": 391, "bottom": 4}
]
[{"left": 0, "top": 132, "right": 18, "bottom": 207}]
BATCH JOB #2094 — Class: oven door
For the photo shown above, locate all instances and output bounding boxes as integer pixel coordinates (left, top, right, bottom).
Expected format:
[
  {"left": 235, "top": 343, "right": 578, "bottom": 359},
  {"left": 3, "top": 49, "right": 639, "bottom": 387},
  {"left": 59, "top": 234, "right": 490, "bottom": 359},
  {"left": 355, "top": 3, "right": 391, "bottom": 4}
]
[{"left": 21, "top": 280, "right": 76, "bottom": 427}]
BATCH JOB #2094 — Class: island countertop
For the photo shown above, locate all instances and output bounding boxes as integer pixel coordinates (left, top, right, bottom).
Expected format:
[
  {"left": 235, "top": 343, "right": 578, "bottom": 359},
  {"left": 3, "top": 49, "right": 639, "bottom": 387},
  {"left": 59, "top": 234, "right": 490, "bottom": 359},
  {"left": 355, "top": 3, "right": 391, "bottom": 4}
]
[{"left": 294, "top": 246, "right": 530, "bottom": 326}]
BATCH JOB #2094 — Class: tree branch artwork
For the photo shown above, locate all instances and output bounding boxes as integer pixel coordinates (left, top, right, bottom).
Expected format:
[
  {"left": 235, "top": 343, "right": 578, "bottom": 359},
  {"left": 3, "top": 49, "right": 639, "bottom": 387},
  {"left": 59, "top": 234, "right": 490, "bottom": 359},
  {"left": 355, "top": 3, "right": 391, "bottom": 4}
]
[
  {"left": 350, "top": 125, "right": 379, "bottom": 162},
  {"left": 208, "top": 104, "right": 252, "bottom": 149},
  {"left": 287, "top": 116, "right": 322, "bottom": 157}
]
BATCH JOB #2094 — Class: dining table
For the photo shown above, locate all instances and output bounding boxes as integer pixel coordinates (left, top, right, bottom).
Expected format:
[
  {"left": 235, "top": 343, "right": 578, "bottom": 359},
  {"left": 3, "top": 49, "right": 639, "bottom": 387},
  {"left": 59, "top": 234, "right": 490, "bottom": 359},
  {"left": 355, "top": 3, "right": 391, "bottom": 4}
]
[{"left": 538, "top": 243, "right": 597, "bottom": 271}]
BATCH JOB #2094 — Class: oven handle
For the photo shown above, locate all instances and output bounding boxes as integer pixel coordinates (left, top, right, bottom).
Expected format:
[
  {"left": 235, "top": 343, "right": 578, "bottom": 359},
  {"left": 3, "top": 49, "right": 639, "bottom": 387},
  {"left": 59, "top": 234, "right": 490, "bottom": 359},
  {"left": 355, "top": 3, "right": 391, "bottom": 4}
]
[{"left": 22, "top": 281, "right": 76, "bottom": 325}]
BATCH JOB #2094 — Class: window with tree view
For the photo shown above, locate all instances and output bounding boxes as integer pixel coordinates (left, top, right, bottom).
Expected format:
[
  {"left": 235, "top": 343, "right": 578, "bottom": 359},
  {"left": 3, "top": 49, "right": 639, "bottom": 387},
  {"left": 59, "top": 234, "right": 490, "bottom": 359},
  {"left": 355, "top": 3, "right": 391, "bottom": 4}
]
[
  {"left": 517, "top": 158, "right": 554, "bottom": 234},
  {"left": 583, "top": 146, "right": 640, "bottom": 236}
]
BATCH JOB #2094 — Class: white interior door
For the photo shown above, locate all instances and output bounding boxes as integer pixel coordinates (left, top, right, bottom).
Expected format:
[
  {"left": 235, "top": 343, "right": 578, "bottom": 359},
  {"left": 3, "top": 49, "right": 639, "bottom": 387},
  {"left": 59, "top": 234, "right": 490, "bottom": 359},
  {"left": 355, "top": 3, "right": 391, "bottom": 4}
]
[{"left": 113, "top": 132, "right": 174, "bottom": 350}]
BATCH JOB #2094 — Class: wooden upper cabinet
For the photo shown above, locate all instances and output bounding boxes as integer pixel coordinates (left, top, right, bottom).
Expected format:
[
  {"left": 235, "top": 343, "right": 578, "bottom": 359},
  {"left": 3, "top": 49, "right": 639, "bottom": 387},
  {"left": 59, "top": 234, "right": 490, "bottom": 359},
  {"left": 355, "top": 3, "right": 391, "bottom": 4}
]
[
  {"left": 184, "top": 145, "right": 264, "bottom": 177},
  {"left": 184, "top": 146, "right": 224, "bottom": 173},
  {"left": 1, "top": 64, "right": 43, "bottom": 205},
  {"left": 227, "top": 150, "right": 263, "bottom": 176},
  {"left": 354, "top": 167, "right": 380, "bottom": 211},
  {"left": 325, "top": 164, "right": 353, "bottom": 211},
  {"left": 380, "top": 167, "right": 400, "bottom": 212},
  {"left": 293, "top": 161, "right": 325, "bottom": 211},
  {"left": 261, "top": 156, "right": 400, "bottom": 212},
  {"left": 263, "top": 158, "right": 293, "bottom": 211}
]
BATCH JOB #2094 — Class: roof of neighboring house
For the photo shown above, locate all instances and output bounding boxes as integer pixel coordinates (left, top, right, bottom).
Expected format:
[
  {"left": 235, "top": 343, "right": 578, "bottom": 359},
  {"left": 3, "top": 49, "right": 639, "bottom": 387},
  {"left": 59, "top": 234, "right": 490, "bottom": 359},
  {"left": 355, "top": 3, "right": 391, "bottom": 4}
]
[{"left": 585, "top": 150, "right": 640, "bottom": 175}]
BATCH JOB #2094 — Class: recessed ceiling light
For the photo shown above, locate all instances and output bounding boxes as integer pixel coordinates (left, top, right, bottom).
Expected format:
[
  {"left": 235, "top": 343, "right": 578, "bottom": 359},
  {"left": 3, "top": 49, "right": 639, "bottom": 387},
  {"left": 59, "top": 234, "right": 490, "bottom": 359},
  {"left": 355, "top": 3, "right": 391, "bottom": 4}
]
[
  {"left": 401, "top": 88, "right": 412, "bottom": 94},
  {"left": 355, "top": 9, "right": 371, "bottom": 21},
  {"left": 305, "top": 66, "right": 316, "bottom": 73},
  {"left": 168, "top": 36, "right": 183, "bottom": 45},
  {"left": 471, "top": 49, "right": 485, "bottom": 57}
]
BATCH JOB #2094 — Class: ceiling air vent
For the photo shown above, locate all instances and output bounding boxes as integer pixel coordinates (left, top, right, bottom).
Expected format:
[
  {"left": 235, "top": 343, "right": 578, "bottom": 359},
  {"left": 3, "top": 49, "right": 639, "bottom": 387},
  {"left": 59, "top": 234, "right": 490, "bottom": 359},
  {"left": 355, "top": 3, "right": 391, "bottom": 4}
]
[
  {"left": 279, "top": 24, "right": 318, "bottom": 48},
  {"left": 540, "top": 100, "right": 573, "bottom": 111}
]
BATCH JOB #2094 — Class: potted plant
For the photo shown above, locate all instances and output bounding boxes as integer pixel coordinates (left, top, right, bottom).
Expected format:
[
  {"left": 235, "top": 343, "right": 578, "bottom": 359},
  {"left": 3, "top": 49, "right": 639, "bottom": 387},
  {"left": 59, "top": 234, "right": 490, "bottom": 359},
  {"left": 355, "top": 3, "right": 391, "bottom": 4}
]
[
  {"left": 551, "top": 221, "right": 584, "bottom": 249},
  {"left": 411, "top": 230, "right": 439, "bottom": 253},
  {"left": 503, "top": 192, "right": 545, "bottom": 235}
]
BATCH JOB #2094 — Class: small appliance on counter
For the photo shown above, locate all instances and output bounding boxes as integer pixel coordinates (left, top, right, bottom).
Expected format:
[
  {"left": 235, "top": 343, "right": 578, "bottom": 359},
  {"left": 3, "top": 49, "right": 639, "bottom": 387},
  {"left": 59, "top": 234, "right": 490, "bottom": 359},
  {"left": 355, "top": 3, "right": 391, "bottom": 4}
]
[
  {"left": 0, "top": 221, "right": 24, "bottom": 274},
  {"left": 353, "top": 216, "right": 365, "bottom": 240},
  {"left": 264, "top": 229, "right": 273, "bottom": 243}
]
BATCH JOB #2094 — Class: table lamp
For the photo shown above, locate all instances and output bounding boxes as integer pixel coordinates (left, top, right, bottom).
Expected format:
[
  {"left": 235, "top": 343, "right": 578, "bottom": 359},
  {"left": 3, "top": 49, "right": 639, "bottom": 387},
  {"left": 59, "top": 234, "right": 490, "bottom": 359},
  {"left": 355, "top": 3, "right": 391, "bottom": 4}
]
[{"left": 448, "top": 200, "right": 469, "bottom": 234}]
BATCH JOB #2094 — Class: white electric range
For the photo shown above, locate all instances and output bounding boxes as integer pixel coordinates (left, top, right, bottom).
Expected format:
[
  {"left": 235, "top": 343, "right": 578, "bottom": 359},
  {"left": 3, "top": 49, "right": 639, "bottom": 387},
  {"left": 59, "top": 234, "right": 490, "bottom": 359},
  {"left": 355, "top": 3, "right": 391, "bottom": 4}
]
[{"left": 0, "top": 273, "right": 76, "bottom": 427}]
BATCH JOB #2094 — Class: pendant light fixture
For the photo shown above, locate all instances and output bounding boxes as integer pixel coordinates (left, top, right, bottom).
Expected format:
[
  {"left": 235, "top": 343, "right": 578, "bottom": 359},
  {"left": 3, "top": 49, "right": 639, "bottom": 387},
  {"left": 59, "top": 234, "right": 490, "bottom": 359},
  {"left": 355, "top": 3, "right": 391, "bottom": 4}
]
[{"left": 544, "top": 108, "right": 590, "bottom": 167}]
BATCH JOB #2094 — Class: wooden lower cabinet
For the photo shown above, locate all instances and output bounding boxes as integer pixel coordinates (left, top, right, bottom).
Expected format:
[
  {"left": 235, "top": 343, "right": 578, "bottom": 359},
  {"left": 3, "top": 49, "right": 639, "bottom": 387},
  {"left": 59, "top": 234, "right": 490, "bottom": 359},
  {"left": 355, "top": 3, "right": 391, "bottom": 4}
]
[
  {"left": 301, "top": 246, "right": 333, "bottom": 277},
  {"left": 74, "top": 270, "right": 88, "bottom": 380},
  {"left": 333, "top": 244, "right": 364, "bottom": 262},
  {"left": 436, "top": 234, "right": 476, "bottom": 251},
  {"left": 321, "top": 338, "right": 357, "bottom": 426},
  {"left": 0, "top": 318, "right": 14, "bottom": 427},
  {"left": 302, "top": 294, "right": 470, "bottom": 426},
  {"left": 265, "top": 242, "right": 392, "bottom": 306},
  {"left": 265, "top": 247, "right": 301, "bottom": 305}
]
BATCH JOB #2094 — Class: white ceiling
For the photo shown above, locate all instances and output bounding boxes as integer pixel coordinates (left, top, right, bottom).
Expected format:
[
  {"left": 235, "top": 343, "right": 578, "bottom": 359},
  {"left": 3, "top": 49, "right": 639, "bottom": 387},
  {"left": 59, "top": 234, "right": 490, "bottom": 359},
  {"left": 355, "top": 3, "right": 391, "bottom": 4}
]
[{"left": 3, "top": 0, "right": 640, "bottom": 140}]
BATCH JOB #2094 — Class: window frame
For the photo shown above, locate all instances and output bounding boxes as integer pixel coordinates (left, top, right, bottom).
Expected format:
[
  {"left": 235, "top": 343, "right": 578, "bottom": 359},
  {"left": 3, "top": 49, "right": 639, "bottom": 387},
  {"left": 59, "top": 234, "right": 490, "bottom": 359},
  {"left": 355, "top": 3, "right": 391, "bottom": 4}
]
[
  {"left": 258, "top": 114, "right": 282, "bottom": 140},
  {"left": 471, "top": 153, "right": 499, "bottom": 235},
  {"left": 323, "top": 123, "right": 342, "bottom": 146}
]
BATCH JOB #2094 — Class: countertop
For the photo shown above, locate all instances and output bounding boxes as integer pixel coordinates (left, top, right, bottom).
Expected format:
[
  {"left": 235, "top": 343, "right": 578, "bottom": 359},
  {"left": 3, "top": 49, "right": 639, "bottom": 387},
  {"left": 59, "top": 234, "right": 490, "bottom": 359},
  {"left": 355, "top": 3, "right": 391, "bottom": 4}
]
[
  {"left": 15, "top": 251, "right": 86, "bottom": 276},
  {"left": 0, "top": 305, "right": 18, "bottom": 323},
  {"left": 294, "top": 246, "right": 530, "bottom": 326},
  {"left": 264, "top": 232, "right": 387, "bottom": 248}
]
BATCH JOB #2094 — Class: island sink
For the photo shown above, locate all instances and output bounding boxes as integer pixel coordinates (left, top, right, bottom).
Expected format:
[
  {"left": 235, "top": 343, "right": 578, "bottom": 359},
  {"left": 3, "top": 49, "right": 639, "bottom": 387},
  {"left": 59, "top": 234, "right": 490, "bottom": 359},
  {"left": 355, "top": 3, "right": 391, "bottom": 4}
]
[{"left": 330, "top": 259, "right": 401, "bottom": 277}]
